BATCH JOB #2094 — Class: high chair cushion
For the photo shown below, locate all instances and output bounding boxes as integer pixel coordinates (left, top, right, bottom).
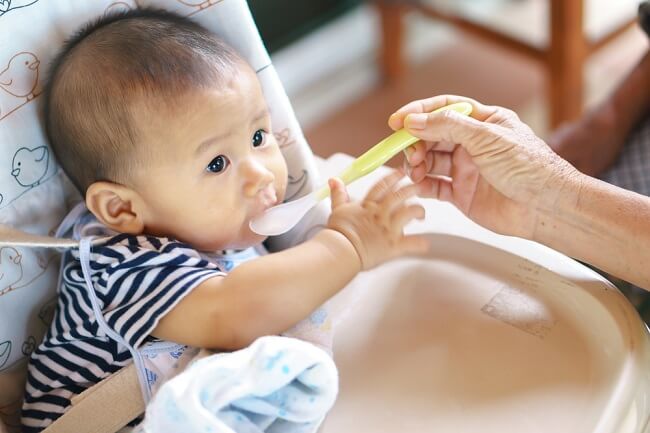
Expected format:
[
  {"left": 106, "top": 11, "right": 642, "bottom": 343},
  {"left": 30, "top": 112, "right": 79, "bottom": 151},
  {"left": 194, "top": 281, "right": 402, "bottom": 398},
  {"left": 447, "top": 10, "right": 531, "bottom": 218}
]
[{"left": 0, "top": 1, "right": 325, "bottom": 430}]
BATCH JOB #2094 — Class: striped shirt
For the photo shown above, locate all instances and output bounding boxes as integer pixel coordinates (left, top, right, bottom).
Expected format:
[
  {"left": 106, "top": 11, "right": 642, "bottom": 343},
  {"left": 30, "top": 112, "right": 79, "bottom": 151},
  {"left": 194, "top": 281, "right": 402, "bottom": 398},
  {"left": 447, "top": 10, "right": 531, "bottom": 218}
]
[{"left": 21, "top": 232, "right": 225, "bottom": 432}]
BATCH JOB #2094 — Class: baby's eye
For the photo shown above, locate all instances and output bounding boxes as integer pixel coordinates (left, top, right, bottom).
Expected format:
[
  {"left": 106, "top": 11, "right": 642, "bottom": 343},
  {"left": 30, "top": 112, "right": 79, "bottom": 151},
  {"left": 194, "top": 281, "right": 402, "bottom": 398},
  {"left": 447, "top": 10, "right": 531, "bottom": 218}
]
[
  {"left": 252, "top": 129, "right": 266, "bottom": 148},
  {"left": 206, "top": 155, "right": 229, "bottom": 174}
]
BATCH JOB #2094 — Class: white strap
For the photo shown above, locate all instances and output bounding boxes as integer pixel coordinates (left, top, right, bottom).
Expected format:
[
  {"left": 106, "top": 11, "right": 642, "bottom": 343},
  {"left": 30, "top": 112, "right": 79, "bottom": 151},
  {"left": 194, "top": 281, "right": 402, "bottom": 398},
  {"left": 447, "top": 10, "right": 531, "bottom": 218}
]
[
  {"left": 0, "top": 223, "right": 110, "bottom": 249},
  {"left": 0, "top": 223, "right": 78, "bottom": 248},
  {"left": 79, "top": 237, "right": 152, "bottom": 403},
  {"left": 0, "top": 201, "right": 111, "bottom": 249},
  {"left": 42, "top": 363, "right": 144, "bottom": 433}
]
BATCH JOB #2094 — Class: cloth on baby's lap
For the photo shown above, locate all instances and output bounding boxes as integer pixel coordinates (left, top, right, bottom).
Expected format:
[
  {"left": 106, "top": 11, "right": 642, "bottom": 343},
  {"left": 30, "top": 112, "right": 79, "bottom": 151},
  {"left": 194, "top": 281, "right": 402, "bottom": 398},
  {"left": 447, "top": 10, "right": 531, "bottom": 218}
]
[{"left": 137, "top": 336, "right": 338, "bottom": 433}]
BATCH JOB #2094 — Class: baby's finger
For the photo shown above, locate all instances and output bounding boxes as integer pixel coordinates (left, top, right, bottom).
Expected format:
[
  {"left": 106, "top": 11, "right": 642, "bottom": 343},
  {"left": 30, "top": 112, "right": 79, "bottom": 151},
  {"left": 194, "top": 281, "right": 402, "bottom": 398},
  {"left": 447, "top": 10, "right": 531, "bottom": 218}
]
[
  {"left": 328, "top": 177, "right": 349, "bottom": 209},
  {"left": 396, "top": 234, "right": 431, "bottom": 256},
  {"left": 391, "top": 204, "right": 425, "bottom": 232},
  {"left": 380, "top": 183, "right": 420, "bottom": 214},
  {"left": 364, "top": 170, "right": 404, "bottom": 203}
]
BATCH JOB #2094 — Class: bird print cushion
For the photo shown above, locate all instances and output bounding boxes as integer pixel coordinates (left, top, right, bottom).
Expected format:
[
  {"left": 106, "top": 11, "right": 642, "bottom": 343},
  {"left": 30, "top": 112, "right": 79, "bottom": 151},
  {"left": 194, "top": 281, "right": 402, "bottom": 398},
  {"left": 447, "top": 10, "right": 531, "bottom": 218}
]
[{"left": 0, "top": 1, "right": 325, "bottom": 431}]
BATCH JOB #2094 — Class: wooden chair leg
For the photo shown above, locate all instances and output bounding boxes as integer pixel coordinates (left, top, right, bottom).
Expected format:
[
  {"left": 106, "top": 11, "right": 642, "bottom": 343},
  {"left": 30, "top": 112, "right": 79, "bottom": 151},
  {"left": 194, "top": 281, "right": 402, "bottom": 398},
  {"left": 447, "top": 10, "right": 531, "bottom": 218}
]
[
  {"left": 375, "top": 0, "right": 408, "bottom": 81},
  {"left": 548, "top": 0, "right": 586, "bottom": 127}
]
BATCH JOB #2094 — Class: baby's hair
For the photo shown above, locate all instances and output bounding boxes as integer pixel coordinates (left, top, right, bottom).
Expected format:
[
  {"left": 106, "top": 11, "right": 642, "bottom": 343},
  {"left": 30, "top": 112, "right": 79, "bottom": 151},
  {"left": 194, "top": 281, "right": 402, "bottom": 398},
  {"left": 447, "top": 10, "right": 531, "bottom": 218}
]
[{"left": 44, "top": 8, "right": 243, "bottom": 194}]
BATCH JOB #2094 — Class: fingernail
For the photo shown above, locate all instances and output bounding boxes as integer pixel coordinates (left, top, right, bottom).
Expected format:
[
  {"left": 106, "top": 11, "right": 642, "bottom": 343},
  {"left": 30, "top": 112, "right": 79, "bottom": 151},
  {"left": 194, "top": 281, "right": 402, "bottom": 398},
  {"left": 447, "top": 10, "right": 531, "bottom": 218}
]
[
  {"left": 388, "top": 113, "right": 403, "bottom": 130},
  {"left": 406, "top": 113, "right": 427, "bottom": 129}
]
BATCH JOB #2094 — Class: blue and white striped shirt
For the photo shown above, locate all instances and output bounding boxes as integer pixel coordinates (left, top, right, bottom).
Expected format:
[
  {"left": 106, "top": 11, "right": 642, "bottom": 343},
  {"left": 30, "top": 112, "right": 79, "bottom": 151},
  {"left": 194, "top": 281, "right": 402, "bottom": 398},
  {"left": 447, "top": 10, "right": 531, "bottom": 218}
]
[{"left": 21, "top": 232, "right": 225, "bottom": 432}]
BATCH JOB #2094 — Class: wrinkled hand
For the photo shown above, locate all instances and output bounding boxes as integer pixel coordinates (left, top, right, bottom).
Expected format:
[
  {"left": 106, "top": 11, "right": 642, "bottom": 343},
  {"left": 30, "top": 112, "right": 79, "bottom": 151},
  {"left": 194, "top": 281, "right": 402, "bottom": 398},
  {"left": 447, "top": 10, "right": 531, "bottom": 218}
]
[
  {"left": 388, "top": 95, "right": 578, "bottom": 239},
  {"left": 548, "top": 111, "right": 624, "bottom": 176},
  {"left": 326, "top": 170, "right": 429, "bottom": 270}
]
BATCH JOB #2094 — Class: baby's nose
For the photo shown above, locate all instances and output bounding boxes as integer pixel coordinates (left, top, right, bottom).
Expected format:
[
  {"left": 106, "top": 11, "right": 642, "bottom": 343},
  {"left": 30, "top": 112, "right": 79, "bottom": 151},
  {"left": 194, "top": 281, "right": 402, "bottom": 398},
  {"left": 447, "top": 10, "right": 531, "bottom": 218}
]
[{"left": 240, "top": 158, "right": 274, "bottom": 197}]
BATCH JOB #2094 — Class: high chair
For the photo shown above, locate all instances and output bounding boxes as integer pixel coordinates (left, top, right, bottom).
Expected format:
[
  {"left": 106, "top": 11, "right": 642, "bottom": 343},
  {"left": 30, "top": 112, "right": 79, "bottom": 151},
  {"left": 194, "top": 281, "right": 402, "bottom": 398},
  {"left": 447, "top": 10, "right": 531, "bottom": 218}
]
[
  {"left": 0, "top": 1, "right": 328, "bottom": 432},
  {"left": 1, "top": 1, "right": 650, "bottom": 433}
]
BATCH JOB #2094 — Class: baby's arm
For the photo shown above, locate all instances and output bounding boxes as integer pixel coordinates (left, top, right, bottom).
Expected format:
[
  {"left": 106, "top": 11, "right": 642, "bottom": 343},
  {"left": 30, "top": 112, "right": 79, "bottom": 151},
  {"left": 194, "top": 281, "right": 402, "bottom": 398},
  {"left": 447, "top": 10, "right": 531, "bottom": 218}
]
[
  {"left": 152, "top": 228, "right": 357, "bottom": 350},
  {"left": 152, "top": 171, "right": 429, "bottom": 350}
]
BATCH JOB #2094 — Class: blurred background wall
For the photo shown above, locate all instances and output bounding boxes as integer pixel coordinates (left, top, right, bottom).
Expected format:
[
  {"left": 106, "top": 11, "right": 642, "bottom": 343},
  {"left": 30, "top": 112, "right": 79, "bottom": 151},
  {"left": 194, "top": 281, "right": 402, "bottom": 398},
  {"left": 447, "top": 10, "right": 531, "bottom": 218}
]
[{"left": 249, "top": 0, "right": 648, "bottom": 161}]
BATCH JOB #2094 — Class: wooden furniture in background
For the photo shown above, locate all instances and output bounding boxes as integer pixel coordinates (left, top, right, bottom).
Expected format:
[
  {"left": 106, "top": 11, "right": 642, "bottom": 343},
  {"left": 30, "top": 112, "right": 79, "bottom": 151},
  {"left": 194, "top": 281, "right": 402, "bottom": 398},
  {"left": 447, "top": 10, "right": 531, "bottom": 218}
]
[{"left": 374, "top": 0, "right": 638, "bottom": 127}]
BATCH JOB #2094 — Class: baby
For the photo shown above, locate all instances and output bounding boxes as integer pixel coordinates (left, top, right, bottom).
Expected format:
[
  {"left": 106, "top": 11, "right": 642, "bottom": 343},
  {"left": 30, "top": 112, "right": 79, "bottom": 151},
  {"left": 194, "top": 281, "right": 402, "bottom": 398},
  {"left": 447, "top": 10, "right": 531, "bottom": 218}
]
[{"left": 21, "top": 8, "right": 428, "bottom": 432}]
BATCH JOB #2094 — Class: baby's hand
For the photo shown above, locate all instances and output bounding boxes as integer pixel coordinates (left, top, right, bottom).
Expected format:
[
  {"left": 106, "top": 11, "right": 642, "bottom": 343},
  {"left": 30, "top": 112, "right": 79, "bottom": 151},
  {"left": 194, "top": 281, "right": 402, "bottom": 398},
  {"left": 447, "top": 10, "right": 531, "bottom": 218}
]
[{"left": 327, "top": 170, "right": 430, "bottom": 270}]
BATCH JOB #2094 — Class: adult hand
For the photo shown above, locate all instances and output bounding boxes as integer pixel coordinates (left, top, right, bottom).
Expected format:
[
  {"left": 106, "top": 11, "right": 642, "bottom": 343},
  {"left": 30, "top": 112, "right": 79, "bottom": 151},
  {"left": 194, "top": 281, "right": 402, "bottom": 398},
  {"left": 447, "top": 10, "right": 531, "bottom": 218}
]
[{"left": 388, "top": 95, "right": 578, "bottom": 239}]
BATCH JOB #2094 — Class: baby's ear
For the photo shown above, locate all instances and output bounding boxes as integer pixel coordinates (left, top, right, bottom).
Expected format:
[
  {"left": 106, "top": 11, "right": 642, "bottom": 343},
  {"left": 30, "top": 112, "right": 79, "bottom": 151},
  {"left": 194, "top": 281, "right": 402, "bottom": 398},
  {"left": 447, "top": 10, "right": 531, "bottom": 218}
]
[{"left": 85, "top": 181, "right": 145, "bottom": 235}]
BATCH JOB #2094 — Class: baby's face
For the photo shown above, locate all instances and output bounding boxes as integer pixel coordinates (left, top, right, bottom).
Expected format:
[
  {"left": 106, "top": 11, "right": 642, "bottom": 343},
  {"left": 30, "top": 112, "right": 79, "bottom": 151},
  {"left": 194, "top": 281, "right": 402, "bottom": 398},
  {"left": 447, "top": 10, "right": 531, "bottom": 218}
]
[{"left": 131, "top": 64, "right": 288, "bottom": 251}]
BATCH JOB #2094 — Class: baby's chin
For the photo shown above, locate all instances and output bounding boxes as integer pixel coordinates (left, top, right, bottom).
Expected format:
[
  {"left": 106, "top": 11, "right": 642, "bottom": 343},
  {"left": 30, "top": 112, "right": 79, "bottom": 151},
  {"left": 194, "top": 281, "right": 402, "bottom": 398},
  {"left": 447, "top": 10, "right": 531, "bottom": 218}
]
[
  {"left": 203, "top": 229, "right": 268, "bottom": 252},
  {"left": 227, "top": 232, "right": 268, "bottom": 250}
]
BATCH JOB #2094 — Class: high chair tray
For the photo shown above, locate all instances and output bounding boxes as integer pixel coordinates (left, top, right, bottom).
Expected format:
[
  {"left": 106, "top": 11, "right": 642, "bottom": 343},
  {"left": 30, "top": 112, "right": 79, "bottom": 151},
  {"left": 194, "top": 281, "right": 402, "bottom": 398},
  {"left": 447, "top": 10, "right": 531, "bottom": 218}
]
[{"left": 315, "top": 154, "right": 650, "bottom": 433}]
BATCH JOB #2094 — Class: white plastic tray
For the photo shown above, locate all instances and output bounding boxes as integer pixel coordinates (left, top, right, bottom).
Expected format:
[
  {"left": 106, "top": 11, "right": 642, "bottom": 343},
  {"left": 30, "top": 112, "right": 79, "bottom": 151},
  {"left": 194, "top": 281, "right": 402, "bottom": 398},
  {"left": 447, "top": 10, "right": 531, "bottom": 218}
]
[{"left": 316, "top": 154, "right": 650, "bottom": 433}]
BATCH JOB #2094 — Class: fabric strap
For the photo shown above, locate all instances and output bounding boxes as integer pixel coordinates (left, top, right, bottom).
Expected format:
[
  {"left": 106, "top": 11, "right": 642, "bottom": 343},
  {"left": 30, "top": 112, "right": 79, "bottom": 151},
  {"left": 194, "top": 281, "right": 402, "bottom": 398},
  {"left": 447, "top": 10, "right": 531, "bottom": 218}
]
[
  {"left": 0, "top": 224, "right": 144, "bottom": 433},
  {"left": 79, "top": 236, "right": 153, "bottom": 404},
  {"left": 42, "top": 364, "right": 144, "bottom": 433},
  {"left": 0, "top": 224, "right": 78, "bottom": 249}
]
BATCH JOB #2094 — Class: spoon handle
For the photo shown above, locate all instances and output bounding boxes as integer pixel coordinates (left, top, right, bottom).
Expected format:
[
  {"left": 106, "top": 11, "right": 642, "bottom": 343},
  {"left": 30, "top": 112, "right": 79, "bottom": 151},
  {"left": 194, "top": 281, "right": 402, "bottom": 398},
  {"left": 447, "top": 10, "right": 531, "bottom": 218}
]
[
  {"left": 311, "top": 102, "right": 473, "bottom": 202},
  {"left": 338, "top": 102, "right": 473, "bottom": 186}
]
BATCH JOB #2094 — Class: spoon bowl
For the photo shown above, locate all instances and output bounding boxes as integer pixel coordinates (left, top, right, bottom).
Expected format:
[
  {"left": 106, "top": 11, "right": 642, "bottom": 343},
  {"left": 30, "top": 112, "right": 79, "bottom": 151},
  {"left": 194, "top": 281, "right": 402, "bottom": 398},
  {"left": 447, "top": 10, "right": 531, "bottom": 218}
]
[{"left": 249, "top": 186, "right": 327, "bottom": 237}]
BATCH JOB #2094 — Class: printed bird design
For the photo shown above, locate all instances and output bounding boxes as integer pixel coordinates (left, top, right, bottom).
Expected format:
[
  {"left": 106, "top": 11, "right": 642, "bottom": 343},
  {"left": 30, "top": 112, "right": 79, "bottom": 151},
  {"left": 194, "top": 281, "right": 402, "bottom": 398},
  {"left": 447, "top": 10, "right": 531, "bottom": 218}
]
[
  {"left": 21, "top": 336, "right": 36, "bottom": 356},
  {"left": 274, "top": 128, "right": 296, "bottom": 149},
  {"left": 104, "top": 1, "right": 134, "bottom": 15},
  {"left": 0, "top": 0, "right": 38, "bottom": 16},
  {"left": 286, "top": 170, "right": 309, "bottom": 201},
  {"left": 0, "top": 341, "right": 11, "bottom": 370},
  {"left": 11, "top": 146, "right": 49, "bottom": 187},
  {"left": 0, "top": 246, "right": 23, "bottom": 292},
  {"left": 175, "top": 0, "right": 216, "bottom": 9},
  {"left": 0, "top": 52, "right": 40, "bottom": 100}
]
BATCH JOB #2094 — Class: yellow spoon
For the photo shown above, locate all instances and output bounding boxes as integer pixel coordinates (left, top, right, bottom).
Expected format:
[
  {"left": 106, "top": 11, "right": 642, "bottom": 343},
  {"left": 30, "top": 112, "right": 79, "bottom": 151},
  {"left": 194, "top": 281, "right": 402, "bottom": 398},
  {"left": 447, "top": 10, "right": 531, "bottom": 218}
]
[{"left": 249, "top": 102, "right": 473, "bottom": 236}]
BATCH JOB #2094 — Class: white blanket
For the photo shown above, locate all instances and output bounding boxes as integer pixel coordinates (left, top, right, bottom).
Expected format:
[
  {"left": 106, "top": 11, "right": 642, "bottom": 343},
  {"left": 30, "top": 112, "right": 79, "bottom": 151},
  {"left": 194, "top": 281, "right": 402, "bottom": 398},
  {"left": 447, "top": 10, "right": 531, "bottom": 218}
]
[{"left": 138, "top": 336, "right": 338, "bottom": 433}]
